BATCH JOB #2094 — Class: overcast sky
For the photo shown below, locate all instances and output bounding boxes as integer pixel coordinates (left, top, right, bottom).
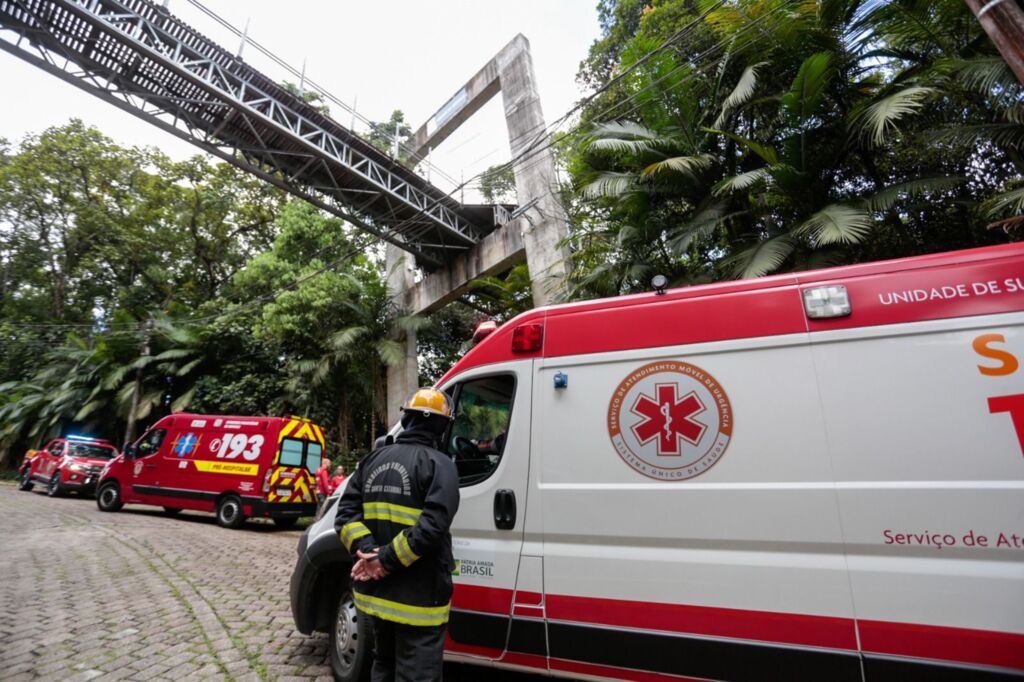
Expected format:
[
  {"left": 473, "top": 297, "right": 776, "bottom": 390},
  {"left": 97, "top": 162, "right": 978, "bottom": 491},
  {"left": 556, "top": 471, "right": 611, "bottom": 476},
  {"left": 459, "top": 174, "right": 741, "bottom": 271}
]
[{"left": 0, "top": 0, "right": 600, "bottom": 201}]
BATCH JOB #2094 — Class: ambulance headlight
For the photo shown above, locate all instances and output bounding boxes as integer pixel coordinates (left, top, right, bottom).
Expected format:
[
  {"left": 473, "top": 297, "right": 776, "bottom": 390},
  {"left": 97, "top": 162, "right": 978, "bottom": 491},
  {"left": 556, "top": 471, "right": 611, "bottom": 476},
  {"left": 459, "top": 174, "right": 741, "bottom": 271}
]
[{"left": 802, "top": 285, "right": 851, "bottom": 319}]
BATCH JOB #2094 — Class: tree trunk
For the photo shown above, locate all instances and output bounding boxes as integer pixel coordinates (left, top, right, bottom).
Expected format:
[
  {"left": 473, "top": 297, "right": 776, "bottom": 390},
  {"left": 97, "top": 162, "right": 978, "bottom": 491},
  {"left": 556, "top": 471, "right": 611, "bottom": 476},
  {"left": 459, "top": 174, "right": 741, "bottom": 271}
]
[{"left": 337, "top": 391, "right": 352, "bottom": 453}]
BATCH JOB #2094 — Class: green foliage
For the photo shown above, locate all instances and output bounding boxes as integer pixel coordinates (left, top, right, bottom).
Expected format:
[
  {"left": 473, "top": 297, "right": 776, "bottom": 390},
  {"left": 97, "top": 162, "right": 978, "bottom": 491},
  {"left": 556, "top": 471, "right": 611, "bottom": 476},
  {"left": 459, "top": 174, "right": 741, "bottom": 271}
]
[{"left": 565, "top": 0, "right": 1023, "bottom": 297}]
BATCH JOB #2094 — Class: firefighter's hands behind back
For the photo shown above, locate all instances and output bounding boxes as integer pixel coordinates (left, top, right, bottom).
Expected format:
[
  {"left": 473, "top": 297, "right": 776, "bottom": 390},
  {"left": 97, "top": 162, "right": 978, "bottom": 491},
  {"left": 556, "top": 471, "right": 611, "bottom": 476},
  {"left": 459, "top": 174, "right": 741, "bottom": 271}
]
[{"left": 352, "top": 549, "right": 389, "bottom": 582}]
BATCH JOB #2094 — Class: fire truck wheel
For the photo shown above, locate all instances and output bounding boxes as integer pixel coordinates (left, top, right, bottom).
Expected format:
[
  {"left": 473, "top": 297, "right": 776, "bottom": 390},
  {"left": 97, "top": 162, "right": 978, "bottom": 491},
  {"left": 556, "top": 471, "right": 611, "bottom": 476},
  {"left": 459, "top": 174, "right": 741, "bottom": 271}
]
[
  {"left": 47, "top": 473, "right": 64, "bottom": 497},
  {"left": 330, "top": 588, "right": 371, "bottom": 682},
  {"left": 97, "top": 481, "right": 123, "bottom": 511},
  {"left": 215, "top": 495, "right": 246, "bottom": 529},
  {"left": 273, "top": 517, "right": 298, "bottom": 529},
  {"left": 162, "top": 507, "right": 182, "bottom": 516},
  {"left": 16, "top": 470, "right": 33, "bottom": 491}
]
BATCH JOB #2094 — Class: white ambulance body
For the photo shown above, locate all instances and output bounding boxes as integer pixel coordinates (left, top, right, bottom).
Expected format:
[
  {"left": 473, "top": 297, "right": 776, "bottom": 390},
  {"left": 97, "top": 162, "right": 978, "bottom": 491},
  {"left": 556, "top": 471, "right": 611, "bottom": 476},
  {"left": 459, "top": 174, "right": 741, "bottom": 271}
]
[{"left": 434, "top": 243, "right": 1023, "bottom": 680}]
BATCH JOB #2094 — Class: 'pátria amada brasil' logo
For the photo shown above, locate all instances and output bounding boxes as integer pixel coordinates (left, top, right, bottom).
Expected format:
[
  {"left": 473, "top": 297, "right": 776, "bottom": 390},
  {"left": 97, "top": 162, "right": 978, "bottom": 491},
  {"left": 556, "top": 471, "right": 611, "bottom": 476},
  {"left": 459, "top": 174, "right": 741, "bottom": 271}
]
[{"left": 607, "top": 361, "right": 733, "bottom": 480}]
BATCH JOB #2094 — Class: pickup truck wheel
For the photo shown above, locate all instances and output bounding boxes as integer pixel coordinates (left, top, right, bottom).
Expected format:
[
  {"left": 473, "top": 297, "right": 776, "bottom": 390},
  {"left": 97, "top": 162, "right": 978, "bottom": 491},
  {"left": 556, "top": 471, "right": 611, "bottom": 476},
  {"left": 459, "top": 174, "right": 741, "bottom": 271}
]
[
  {"left": 47, "top": 473, "right": 64, "bottom": 497},
  {"left": 97, "top": 481, "right": 123, "bottom": 512},
  {"left": 215, "top": 495, "right": 246, "bottom": 529},
  {"left": 330, "top": 589, "right": 371, "bottom": 682},
  {"left": 17, "top": 470, "right": 33, "bottom": 491}
]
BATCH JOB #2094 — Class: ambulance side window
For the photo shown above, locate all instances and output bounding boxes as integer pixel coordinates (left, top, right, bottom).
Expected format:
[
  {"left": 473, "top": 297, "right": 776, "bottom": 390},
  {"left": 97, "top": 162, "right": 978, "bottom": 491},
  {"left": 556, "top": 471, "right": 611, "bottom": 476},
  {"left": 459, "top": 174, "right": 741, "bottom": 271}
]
[
  {"left": 136, "top": 429, "right": 166, "bottom": 457},
  {"left": 447, "top": 375, "right": 515, "bottom": 487},
  {"left": 47, "top": 441, "right": 64, "bottom": 456}
]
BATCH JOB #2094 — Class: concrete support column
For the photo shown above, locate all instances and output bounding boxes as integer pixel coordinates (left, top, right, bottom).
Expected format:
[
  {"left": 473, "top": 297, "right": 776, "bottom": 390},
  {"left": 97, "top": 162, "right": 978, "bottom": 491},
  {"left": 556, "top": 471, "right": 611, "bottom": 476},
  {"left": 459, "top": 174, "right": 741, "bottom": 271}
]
[
  {"left": 499, "top": 35, "right": 570, "bottom": 306},
  {"left": 385, "top": 244, "right": 419, "bottom": 427}
]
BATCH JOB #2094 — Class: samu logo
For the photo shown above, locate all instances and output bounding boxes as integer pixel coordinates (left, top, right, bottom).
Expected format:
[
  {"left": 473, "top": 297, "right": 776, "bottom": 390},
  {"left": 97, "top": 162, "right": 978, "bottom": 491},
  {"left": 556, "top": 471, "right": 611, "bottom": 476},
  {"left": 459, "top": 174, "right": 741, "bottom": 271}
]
[{"left": 607, "top": 361, "right": 733, "bottom": 480}]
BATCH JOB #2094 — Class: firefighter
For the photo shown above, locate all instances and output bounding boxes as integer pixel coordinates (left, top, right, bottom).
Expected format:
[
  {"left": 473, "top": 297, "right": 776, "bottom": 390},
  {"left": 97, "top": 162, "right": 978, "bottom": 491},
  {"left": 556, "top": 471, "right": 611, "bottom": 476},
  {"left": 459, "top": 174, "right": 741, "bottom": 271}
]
[{"left": 335, "top": 387, "right": 460, "bottom": 682}]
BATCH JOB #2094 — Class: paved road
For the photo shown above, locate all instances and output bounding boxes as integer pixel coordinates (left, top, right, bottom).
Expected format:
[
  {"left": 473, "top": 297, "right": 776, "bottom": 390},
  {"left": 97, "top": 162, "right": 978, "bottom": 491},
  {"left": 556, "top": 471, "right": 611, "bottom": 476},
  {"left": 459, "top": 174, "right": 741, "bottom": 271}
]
[{"left": 0, "top": 483, "right": 542, "bottom": 681}]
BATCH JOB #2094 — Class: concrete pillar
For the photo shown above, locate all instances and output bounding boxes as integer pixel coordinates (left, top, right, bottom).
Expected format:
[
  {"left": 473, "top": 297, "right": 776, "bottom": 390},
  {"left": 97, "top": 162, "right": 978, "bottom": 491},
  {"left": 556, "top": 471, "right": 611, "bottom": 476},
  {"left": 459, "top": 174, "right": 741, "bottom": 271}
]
[
  {"left": 385, "top": 244, "right": 419, "bottom": 427},
  {"left": 499, "top": 35, "right": 570, "bottom": 306}
]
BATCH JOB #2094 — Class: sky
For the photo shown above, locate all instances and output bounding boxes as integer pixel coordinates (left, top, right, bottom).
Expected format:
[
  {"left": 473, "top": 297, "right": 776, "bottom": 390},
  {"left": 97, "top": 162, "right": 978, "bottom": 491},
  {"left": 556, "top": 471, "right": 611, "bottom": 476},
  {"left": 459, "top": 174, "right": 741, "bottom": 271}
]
[{"left": 0, "top": 0, "right": 601, "bottom": 202}]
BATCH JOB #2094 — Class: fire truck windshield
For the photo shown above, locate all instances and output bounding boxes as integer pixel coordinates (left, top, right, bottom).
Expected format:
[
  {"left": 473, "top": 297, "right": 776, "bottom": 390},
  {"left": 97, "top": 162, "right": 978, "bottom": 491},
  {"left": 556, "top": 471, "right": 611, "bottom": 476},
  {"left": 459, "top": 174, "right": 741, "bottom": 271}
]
[{"left": 67, "top": 443, "right": 115, "bottom": 459}]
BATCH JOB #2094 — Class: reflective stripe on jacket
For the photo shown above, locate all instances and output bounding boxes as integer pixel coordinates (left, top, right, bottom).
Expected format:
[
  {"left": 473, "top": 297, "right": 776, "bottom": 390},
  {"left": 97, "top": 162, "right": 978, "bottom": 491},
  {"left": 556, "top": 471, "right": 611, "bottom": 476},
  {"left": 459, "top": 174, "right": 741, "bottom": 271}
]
[{"left": 335, "top": 429, "right": 460, "bottom": 626}]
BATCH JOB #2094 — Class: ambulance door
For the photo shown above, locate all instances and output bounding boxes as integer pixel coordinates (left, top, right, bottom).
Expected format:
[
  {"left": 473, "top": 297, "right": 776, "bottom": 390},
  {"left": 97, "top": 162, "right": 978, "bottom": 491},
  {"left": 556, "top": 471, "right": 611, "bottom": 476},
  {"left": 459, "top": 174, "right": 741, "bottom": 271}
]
[
  {"left": 442, "top": 361, "right": 534, "bottom": 663},
  {"left": 809, "top": 306, "right": 1024, "bottom": 676},
  {"left": 128, "top": 428, "right": 166, "bottom": 498}
]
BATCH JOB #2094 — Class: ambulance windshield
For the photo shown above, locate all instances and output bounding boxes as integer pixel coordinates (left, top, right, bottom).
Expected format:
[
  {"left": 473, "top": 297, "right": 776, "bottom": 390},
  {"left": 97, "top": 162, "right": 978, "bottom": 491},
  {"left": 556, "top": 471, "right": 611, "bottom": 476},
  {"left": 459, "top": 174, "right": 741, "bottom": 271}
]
[{"left": 447, "top": 374, "right": 515, "bottom": 486}]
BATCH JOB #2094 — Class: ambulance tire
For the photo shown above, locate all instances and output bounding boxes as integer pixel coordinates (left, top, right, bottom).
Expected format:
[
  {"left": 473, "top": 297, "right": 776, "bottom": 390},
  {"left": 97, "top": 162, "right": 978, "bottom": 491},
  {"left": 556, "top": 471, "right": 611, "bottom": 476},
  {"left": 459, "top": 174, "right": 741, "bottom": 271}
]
[
  {"left": 97, "top": 481, "right": 123, "bottom": 512},
  {"left": 329, "top": 588, "right": 371, "bottom": 682},
  {"left": 215, "top": 494, "right": 246, "bottom": 529},
  {"left": 273, "top": 517, "right": 298, "bottom": 529},
  {"left": 17, "top": 470, "right": 33, "bottom": 491},
  {"left": 162, "top": 507, "right": 182, "bottom": 516},
  {"left": 47, "top": 473, "right": 64, "bottom": 497}
]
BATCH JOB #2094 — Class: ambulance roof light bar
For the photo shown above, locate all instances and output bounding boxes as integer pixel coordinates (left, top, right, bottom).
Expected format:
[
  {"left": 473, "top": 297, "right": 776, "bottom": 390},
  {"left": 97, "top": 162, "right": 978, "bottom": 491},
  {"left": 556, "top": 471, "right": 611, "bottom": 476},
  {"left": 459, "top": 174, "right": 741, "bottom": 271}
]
[
  {"left": 803, "top": 285, "right": 852, "bottom": 319},
  {"left": 66, "top": 434, "right": 101, "bottom": 442}
]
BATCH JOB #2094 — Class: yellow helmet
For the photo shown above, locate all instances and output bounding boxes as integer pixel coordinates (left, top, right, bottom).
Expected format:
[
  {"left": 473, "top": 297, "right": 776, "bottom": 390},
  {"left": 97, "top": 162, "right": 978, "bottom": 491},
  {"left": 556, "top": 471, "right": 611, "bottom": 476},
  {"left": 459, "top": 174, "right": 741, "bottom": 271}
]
[{"left": 401, "top": 388, "right": 454, "bottom": 419}]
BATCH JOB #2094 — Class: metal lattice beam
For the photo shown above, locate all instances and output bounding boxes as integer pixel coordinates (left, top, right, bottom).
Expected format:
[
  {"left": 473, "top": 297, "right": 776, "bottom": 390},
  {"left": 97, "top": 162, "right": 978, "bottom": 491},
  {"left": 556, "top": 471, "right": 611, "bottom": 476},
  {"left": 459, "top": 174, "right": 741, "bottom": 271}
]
[{"left": 0, "top": 0, "right": 503, "bottom": 267}]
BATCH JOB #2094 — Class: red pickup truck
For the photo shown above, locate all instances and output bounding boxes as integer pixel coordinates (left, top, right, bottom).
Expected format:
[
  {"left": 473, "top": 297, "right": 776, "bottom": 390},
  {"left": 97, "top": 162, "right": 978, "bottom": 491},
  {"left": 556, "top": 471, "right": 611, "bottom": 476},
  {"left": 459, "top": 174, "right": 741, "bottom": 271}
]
[{"left": 17, "top": 435, "right": 118, "bottom": 497}]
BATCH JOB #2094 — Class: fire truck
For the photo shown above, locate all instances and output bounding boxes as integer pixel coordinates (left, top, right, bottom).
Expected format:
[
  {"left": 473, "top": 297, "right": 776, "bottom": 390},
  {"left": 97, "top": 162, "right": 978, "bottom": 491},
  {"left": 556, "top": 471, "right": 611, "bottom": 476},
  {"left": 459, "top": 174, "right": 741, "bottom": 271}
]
[
  {"left": 291, "top": 242, "right": 1024, "bottom": 681},
  {"left": 17, "top": 435, "right": 117, "bottom": 497},
  {"left": 96, "top": 414, "right": 324, "bottom": 528}
]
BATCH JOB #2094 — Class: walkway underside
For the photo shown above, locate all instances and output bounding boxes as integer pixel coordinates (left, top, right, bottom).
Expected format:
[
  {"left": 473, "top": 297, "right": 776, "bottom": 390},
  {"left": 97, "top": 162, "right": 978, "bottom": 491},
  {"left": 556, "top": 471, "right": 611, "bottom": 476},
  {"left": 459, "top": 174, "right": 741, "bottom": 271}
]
[{"left": 0, "top": 0, "right": 509, "bottom": 268}]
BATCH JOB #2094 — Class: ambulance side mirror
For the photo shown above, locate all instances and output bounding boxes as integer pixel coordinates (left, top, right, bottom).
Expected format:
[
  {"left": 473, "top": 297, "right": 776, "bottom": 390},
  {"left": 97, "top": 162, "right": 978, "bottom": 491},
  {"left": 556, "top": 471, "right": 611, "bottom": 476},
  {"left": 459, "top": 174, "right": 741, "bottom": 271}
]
[{"left": 123, "top": 443, "right": 138, "bottom": 459}]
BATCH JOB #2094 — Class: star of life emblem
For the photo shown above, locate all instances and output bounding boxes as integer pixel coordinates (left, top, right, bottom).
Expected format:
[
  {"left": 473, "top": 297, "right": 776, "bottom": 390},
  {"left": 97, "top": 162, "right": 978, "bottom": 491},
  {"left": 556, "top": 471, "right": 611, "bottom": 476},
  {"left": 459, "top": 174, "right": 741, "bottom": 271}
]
[{"left": 608, "top": 361, "right": 733, "bottom": 480}]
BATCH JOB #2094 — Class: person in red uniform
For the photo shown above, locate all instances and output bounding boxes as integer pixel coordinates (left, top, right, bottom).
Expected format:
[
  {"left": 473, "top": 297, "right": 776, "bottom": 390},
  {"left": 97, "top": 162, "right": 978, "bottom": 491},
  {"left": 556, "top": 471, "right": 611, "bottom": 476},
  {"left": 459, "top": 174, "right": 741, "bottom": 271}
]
[
  {"left": 330, "top": 464, "right": 346, "bottom": 493},
  {"left": 316, "top": 462, "right": 333, "bottom": 502},
  {"left": 335, "top": 388, "right": 459, "bottom": 682}
]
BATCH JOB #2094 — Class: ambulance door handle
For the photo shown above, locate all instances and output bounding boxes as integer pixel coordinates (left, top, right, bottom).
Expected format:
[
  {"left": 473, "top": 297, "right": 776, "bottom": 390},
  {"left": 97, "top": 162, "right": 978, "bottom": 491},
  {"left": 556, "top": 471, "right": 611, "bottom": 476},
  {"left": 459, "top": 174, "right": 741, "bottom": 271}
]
[{"left": 493, "top": 489, "right": 516, "bottom": 530}]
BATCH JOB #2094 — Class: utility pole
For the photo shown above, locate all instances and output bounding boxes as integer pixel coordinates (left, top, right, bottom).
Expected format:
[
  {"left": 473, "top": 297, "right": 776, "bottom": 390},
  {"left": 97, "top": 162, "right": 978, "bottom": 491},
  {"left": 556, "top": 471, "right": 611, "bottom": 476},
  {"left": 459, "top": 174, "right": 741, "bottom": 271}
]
[
  {"left": 966, "top": 0, "right": 1024, "bottom": 85},
  {"left": 124, "top": 316, "right": 154, "bottom": 446}
]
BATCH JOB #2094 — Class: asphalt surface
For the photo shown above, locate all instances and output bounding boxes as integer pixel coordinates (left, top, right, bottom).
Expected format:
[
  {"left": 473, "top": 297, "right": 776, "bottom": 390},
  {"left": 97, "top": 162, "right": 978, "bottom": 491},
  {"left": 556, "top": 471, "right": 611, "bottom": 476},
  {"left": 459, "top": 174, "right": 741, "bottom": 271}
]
[{"left": 0, "top": 482, "right": 546, "bottom": 681}]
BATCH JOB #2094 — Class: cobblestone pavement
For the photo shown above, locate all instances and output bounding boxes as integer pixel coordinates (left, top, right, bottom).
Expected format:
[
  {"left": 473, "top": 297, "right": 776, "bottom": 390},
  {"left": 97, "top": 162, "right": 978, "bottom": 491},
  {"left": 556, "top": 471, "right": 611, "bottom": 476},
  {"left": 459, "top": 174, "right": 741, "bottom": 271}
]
[
  {"left": 0, "top": 482, "right": 331, "bottom": 681},
  {"left": 0, "top": 483, "right": 545, "bottom": 682}
]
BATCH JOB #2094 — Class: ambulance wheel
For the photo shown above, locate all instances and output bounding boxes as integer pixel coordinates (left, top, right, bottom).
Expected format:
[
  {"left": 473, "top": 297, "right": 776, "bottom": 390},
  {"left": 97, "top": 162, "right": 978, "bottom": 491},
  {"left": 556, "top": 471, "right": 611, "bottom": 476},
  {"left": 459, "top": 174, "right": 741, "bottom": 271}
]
[
  {"left": 330, "top": 588, "right": 371, "bottom": 682},
  {"left": 215, "top": 495, "right": 246, "bottom": 529},
  {"left": 17, "top": 470, "right": 33, "bottom": 491},
  {"left": 273, "top": 517, "right": 298, "bottom": 529},
  {"left": 97, "top": 481, "right": 123, "bottom": 512},
  {"left": 47, "top": 473, "right": 64, "bottom": 497},
  {"left": 162, "top": 507, "right": 182, "bottom": 516}
]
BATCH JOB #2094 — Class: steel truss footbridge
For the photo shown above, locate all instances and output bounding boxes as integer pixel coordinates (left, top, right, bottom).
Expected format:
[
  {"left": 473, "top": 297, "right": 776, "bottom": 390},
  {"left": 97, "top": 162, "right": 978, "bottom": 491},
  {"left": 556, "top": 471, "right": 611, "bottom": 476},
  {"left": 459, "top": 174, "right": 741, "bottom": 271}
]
[{"left": 0, "top": 0, "right": 510, "bottom": 269}]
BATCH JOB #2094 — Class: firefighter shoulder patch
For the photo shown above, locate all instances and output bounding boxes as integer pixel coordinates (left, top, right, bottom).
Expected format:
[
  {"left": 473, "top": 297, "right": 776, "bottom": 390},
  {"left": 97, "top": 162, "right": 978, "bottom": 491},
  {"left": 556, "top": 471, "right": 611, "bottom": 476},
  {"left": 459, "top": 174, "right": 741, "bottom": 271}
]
[{"left": 607, "top": 361, "right": 733, "bottom": 481}]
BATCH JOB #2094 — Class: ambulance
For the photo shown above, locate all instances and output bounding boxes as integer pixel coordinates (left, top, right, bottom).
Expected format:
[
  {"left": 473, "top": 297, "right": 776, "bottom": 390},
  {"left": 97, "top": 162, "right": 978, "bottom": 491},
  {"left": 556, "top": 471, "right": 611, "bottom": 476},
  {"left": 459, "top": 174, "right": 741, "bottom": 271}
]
[
  {"left": 290, "top": 243, "right": 1024, "bottom": 681},
  {"left": 97, "top": 413, "right": 324, "bottom": 528}
]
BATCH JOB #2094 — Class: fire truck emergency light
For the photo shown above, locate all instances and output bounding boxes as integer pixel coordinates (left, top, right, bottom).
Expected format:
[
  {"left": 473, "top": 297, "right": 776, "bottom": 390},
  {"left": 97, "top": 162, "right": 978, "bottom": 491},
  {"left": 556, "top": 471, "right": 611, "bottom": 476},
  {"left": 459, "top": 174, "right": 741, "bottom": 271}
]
[
  {"left": 473, "top": 320, "right": 498, "bottom": 343},
  {"left": 802, "top": 285, "right": 852, "bottom": 319}
]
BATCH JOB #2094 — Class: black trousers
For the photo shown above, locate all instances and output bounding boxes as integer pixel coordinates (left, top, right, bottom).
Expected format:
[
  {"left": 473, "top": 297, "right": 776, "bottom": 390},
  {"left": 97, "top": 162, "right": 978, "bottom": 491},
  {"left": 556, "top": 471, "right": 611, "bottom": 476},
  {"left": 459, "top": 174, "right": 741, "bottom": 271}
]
[{"left": 370, "top": 616, "right": 446, "bottom": 682}]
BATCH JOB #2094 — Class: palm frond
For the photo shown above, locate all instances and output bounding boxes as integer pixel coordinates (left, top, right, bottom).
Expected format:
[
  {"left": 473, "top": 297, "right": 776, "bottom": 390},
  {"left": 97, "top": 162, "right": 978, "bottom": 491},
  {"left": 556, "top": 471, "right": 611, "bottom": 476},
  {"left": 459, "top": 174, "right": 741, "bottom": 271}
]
[
  {"left": 852, "top": 87, "right": 936, "bottom": 147},
  {"left": 950, "top": 57, "right": 1018, "bottom": 97},
  {"left": 713, "top": 168, "right": 771, "bottom": 195},
  {"left": 581, "top": 172, "right": 638, "bottom": 200},
  {"left": 931, "top": 124, "right": 1024, "bottom": 150},
  {"left": 170, "top": 386, "right": 197, "bottom": 413},
  {"left": 781, "top": 52, "right": 832, "bottom": 123},
  {"left": 641, "top": 153, "right": 713, "bottom": 178},
  {"left": 798, "top": 204, "right": 874, "bottom": 245},
  {"left": 153, "top": 348, "right": 196, "bottom": 361},
  {"left": 584, "top": 121, "right": 671, "bottom": 155},
  {"left": 982, "top": 185, "right": 1024, "bottom": 218},
  {"left": 865, "top": 176, "right": 965, "bottom": 212},
  {"left": 376, "top": 338, "right": 405, "bottom": 367},
  {"left": 714, "top": 62, "right": 766, "bottom": 127},
  {"left": 666, "top": 203, "right": 729, "bottom": 254},
  {"left": 726, "top": 237, "right": 795, "bottom": 278},
  {"left": 330, "top": 326, "right": 370, "bottom": 351},
  {"left": 175, "top": 357, "right": 203, "bottom": 377}
]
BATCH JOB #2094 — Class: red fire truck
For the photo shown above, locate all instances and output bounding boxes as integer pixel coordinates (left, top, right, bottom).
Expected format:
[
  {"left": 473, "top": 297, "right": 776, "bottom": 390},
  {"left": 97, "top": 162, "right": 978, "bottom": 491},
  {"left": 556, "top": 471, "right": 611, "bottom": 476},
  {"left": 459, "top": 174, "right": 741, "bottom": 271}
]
[{"left": 96, "top": 413, "right": 324, "bottom": 528}]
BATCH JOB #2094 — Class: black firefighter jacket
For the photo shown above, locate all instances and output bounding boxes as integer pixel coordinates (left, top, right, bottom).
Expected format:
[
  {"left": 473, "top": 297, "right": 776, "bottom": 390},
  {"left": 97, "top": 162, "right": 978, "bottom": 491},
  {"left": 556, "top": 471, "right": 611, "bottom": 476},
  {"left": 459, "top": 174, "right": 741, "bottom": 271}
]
[{"left": 335, "top": 429, "right": 460, "bottom": 626}]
